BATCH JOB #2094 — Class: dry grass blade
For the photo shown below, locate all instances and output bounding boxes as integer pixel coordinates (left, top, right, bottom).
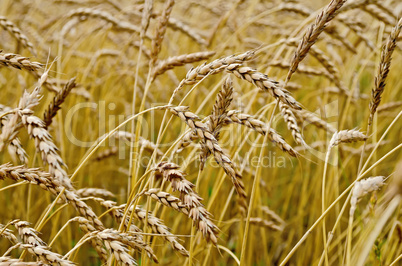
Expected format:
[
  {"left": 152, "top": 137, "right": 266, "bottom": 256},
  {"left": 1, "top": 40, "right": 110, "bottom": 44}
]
[
  {"left": 369, "top": 18, "right": 402, "bottom": 125},
  {"left": 43, "top": 77, "right": 77, "bottom": 128}
]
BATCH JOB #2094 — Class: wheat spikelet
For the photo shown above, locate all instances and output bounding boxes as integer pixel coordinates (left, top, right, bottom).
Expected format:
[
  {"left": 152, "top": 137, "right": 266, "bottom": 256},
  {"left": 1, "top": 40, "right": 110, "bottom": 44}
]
[
  {"left": 286, "top": 0, "right": 346, "bottom": 83},
  {"left": 90, "top": 202, "right": 160, "bottom": 261},
  {"left": 0, "top": 224, "right": 19, "bottom": 245},
  {"left": 150, "top": 0, "right": 175, "bottom": 65},
  {"left": 74, "top": 217, "right": 139, "bottom": 265},
  {"left": 340, "top": 0, "right": 376, "bottom": 12},
  {"left": 0, "top": 52, "right": 60, "bottom": 93},
  {"left": 0, "top": 164, "right": 104, "bottom": 231},
  {"left": 0, "top": 73, "right": 45, "bottom": 153},
  {"left": 325, "top": 25, "right": 357, "bottom": 53},
  {"left": 285, "top": 38, "right": 349, "bottom": 95},
  {"left": 377, "top": 101, "right": 402, "bottom": 113},
  {"left": 66, "top": 8, "right": 142, "bottom": 34},
  {"left": 43, "top": 77, "right": 76, "bottom": 128},
  {"left": 143, "top": 188, "right": 219, "bottom": 245},
  {"left": 67, "top": 217, "right": 108, "bottom": 263},
  {"left": 0, "top": 256, "right": 45, "bottom": 265},
  {"left": 248, "top": 217, "right": 284, "bottom": 231},
  {"left": 93, "top": 146, "right": 118, "bottom": 161},
  {"left": 12, "top": 221, "right": 47, "bottom": 247},
  {"left": 177, "top": 50, "right": 255, "bottom": 88},
  {"left": 0, "top": 108, "right": 28, "bottom": 164},
  {"left": 169, "top": 106, "right": 248, "bottom": 215},
  {"left": 112, "top": 203, "right": 189, "bottom": 256},
  {"left": 279, "top": 102, "right": 304, "bottom": 145},
  {"left": 329, "top": 129, "right": 368, "bottom": 148},
  {"left": 20, "top": 114, "right": 73, "bottom": 189},
  {"left": 224, "top": 110, "right": 298, "bottom": 157},
  {"left": 100, "top": 229, "right": 153, "bottom": 264},
  {"left": 155, "top": 162, "right": 203, "bottom": 208},
  {"left": 152, "top": 51, "right": 216, "bottom": 79},
  {"left": 277, "top": 2, "right": 311, "bottom": 16},
  {"left": 140, "top": 0, "right": 154, "bottom": 37},
  {"left": 199, "top": 77, "right": 234, "bottom": 169},
  {"left": 11, "top": 222, "right": 75, "bottom": 265},
  {"left": 362, "top": 5, "right": 394, "bottom": 26},
  {"left": 168, "top": 17, "right": 207, "bottom": 46},
  {"left": 227, "top": 65, "right": 301, "bottom": 110},
  {"left": 0, "top": 17, "right": 37, "bottom": 56},
  {"left": 76, "top": 188, "right": 115, "bottom": 198},
  {"left": 369, "top": 18, "right": 402, "bottom": 125},
  {"left": 14, "top": 244, "right": 75, "bottom": 266},
  {"left": 294, "top": 109, "right": 336, "bottom": 133},
  {"left": 268, "top": 60, "right": 332, "bottom": 78},
  {"left": 0, "top": 52, "right": 42, "bottom": 71},
  {"left": 350, "top": 176, "right": 385, "bottom": 216}
]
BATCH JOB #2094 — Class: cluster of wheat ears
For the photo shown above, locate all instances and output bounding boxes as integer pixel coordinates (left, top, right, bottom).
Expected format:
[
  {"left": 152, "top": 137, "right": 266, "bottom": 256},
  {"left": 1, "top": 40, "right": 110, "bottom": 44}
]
[{"left": 0, "top": 0, "right": 401, "bottom": 265}]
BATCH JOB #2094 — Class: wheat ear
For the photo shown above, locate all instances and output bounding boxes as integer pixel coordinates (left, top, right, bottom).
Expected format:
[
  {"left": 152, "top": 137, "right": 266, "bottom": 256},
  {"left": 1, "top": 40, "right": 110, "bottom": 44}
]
[
  {"left": 152, "top": 51, "right": 216, "bottom": 79},
  {"left": 0, "top": 17, "right": 37, "bottom": 56},
  {"left": 150, "top": 0, "right": 175, "bottom": 65},
  {"left": 169, "top": 106, "right": 248, "bottom": 214},
  {"left": 143, "top": 189, "right": 219, "bottom": 245},
  {"left": 369, "top": 18, "right": 402, "bottom": 125},
  {"left": 329, "top": 129, "right": 368, "bottom": 148},
  {"left": 286, "top": 0, "right": 347, "bottom": 83},
  {"left": 224, "top": 110, "right": 298, "bottom": 157},
  {"left": 43, "top": 77, "right": 76, "bottom": 128},
  {"left": 104, "top": 202, "right": 189, "bottom": 256}
]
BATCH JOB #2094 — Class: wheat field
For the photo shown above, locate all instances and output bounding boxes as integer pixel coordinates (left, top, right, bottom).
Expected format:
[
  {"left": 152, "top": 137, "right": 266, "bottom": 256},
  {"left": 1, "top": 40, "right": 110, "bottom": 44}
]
[{"left": 0, "top": 0, "right": 401, "bottom": 265}]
